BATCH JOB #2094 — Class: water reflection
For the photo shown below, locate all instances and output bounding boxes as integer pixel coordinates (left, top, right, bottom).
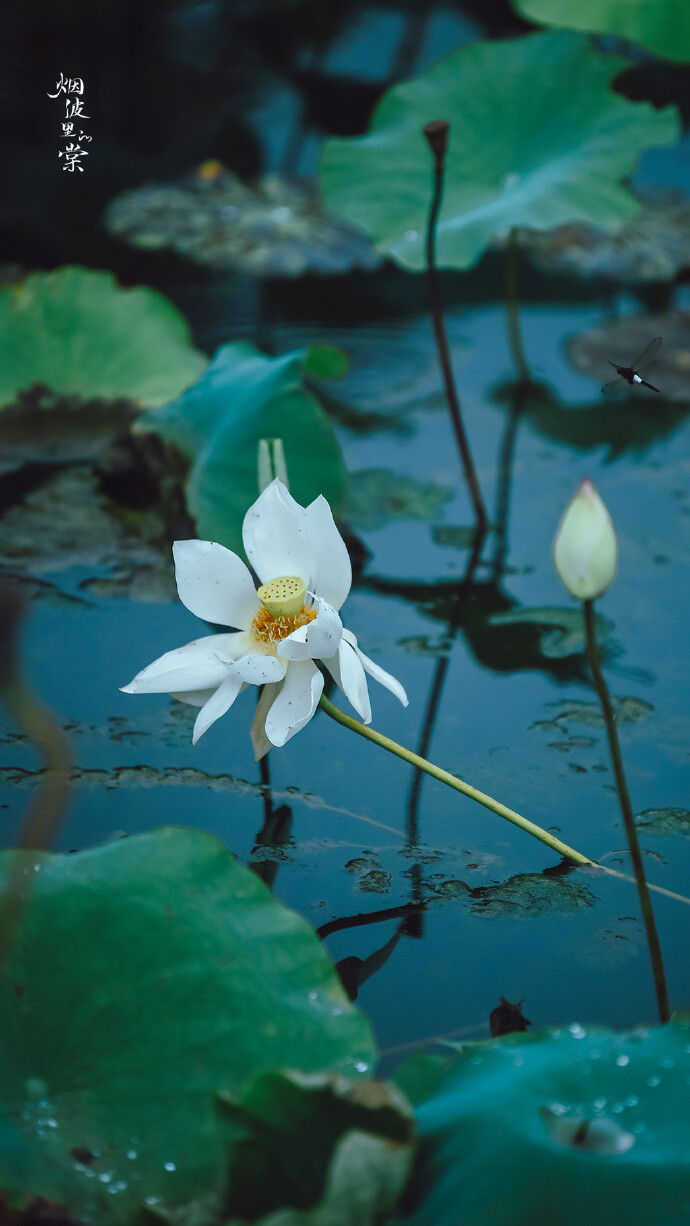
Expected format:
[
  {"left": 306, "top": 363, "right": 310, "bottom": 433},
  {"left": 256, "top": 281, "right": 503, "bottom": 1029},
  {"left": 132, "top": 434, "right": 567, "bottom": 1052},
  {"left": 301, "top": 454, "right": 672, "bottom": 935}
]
[
  {"left": 249, "top": 768, "right": 293, "bottom": 891},
  {"left": 317, "top": 902, "right": 425, "bottom": 1001}
]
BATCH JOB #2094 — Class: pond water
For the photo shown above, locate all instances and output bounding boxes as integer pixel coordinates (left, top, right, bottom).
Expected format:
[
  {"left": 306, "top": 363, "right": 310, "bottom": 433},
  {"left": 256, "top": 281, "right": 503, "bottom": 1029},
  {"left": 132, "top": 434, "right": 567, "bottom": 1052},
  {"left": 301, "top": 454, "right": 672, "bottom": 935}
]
[{"left": 2, "top": 1, "right": 690, "bottom": 1077}]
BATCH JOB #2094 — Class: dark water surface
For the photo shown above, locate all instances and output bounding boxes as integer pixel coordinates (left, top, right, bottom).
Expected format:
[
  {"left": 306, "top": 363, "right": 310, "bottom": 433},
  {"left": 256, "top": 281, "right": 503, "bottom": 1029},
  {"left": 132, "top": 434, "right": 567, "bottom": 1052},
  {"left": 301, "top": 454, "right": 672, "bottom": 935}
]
[{"left": 3, "top": 290, "right": 690, "bottom": 1069}]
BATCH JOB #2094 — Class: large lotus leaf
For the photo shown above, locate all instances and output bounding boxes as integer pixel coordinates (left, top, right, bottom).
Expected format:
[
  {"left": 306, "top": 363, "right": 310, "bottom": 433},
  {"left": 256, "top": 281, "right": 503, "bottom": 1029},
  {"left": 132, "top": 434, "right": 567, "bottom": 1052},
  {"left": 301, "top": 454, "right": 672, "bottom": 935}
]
[
  {"left": 0, "top": 267, "right": 208, "bottom": 410},
  {"left": 512, "top": 0, "right": 690, "bottom": 63},
  {"left": 320, "top": 31, "right": 680, "bottom": 272},
  {"left": 143, "top": 342, "right": 347, "bottom": 554},
  {"left": 391, "top": 1017, "right": 690, "bottom": 1226},
  {"left": 0, "top": 828, "right": 375, "bottom": 1222}
]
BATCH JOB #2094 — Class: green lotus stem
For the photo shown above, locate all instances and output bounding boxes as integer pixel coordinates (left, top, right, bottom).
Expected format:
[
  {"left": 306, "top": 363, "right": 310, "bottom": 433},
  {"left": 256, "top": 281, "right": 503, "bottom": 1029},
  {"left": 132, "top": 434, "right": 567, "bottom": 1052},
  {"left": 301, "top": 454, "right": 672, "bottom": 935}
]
[
  {"left": 319, "top": 694, "right": 594, "bottom": 865},
  {"left": 505, "top": 227, "right": 531, "bottom": 383},
  {"left": 583, "top": 599, "right": 670, "bottom": 1024},
  {"left": 422, "top": 120, "right": 488, "bottom": 536}
]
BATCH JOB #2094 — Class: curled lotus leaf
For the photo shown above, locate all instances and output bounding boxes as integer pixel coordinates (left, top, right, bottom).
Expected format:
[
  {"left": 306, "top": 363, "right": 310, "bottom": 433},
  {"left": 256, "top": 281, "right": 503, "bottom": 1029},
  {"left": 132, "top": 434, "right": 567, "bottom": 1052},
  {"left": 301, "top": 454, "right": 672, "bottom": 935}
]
[{"left": 142, "top": 341, "right": 347, "bottom": 554}]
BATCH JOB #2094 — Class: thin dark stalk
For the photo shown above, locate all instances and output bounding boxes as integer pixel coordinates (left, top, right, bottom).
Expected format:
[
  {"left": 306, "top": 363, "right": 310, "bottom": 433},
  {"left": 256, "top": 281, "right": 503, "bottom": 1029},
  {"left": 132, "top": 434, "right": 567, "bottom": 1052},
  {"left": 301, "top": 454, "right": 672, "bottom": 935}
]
[
  {"left": 505, "top": 228, "right": 531, "bottom": 383},
  {"left": 423, "top": 120, "right": 488, "bottom": 536},
  {"left": 583, "top": 599, "right": 670, "bottom": 1024}
]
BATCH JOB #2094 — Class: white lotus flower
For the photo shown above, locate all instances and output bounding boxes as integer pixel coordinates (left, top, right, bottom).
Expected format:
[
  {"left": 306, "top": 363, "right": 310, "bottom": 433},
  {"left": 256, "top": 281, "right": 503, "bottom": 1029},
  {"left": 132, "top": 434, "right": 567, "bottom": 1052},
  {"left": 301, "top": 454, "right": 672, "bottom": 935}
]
[{"left": 121, "top": 479, "right": 407, "bottom": 757}]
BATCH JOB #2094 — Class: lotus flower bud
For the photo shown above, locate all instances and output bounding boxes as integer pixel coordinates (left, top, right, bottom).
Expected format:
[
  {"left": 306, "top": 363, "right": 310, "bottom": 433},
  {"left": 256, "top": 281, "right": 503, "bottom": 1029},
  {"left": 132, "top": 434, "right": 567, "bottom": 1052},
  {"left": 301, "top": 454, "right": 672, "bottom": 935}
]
[{"left": 553, "top": 478, "right": 617, "bottom": 600}]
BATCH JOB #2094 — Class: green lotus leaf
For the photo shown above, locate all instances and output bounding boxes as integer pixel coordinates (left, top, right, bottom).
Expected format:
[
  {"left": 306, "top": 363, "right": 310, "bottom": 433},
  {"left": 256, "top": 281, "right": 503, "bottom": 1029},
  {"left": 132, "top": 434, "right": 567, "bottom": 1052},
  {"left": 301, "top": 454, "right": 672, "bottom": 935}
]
[
  {"left": 392, "top": 1017, "right": 690, "bottom": 1226},
  {"left": 0, "top": 267, "right": 208, "bottom": 409},
  {"left": 512, "top": 0, "right": 690, "bottom": 63},
  {"left": 142, "top": 342, "right": 347, "bottom": 554},
  {"left": 0, "top": 828, "right": 375, "bottom": 1221},
  {"left": 320, "top": 31, "right": 680, "bottom": 271}
]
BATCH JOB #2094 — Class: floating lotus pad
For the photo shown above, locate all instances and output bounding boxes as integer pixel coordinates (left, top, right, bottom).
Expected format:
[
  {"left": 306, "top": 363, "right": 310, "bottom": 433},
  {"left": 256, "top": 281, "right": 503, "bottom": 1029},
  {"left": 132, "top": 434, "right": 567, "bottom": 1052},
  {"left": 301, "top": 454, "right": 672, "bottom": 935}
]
[
  {"left": 636, "top": 807, "right": 690, "bottom": 836},
  {"left": 0, "top": 828, "right": 375, "bottom": 1221},
  {"left": 0, "top": 267, "right": 208, "bottom": 409},
  {"left": 320, "top": 31, "right": 680, "bottom": 272},
  {"left": 393, "top": 1017, "right": 690, "bottom": 1226},
  {"left": 105, "top": 167, "right": 380, "bottom": 277},
  {"left": 511, "top": 0, "right": 690, "bottom": 63},
  {"left": 517, "top": 190, "right": 690, "bottom": 283}
]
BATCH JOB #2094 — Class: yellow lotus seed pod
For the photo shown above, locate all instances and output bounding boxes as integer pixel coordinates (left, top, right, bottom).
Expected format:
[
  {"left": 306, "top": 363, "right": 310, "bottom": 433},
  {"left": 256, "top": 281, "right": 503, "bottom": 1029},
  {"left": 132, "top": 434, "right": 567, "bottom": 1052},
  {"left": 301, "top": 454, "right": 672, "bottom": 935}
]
[
  {"left": 553, "top": 478, "right": 618, "bottom": 601},
  {"left": 257, "top": 575, "right": 307, "bottom": 618}
]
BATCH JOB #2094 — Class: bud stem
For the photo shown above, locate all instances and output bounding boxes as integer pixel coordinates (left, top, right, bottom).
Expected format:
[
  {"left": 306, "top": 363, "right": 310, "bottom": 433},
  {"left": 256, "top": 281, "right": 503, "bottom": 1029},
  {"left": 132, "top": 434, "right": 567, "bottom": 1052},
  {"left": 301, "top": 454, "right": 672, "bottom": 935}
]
[{"left": 583, "top": 598, "right": 670, "bottom": 1024}]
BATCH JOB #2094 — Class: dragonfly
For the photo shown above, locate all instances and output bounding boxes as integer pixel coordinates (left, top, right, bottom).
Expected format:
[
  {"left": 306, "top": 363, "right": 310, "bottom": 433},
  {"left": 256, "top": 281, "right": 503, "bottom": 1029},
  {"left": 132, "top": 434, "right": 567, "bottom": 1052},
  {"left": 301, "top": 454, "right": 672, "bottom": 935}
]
[{"left": 601, "top": 337, "right": 662, "bottom": 394}]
